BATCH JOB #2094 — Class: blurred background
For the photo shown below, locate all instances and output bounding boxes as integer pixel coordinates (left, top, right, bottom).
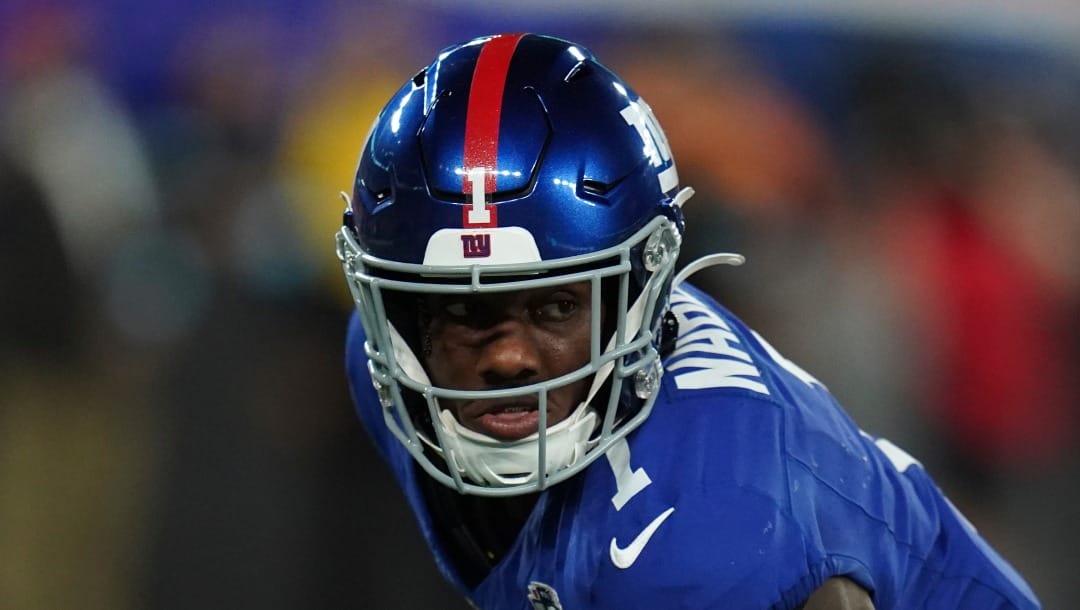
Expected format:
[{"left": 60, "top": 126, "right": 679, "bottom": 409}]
[{"left": 1, "top": 0, "right": 1077, "bottom": 608}]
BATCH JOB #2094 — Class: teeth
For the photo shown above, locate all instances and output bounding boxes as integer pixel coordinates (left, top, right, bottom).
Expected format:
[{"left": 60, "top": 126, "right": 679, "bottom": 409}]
[{"left": 495, "top": 405, "right": 533, "bottom": 414}]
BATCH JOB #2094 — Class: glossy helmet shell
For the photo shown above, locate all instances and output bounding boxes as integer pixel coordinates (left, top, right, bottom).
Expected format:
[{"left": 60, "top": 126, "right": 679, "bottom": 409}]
[{"left": 351, "top": 33, "right": 682, "bottom": 262}]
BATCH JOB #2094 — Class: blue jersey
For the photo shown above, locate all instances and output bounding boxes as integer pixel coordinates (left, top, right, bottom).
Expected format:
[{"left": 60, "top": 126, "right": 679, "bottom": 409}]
[{"left": 345, "top": 284, "right": 1040, "bottom": 609}]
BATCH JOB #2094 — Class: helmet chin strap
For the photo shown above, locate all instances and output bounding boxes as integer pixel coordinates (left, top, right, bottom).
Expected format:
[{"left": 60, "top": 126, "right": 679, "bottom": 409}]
[
  {"left": 437, "top": 405, "right": 599, "bottom": 487},
  {"left": 386, "top": 276, "right": 654, "bottom": 487}
]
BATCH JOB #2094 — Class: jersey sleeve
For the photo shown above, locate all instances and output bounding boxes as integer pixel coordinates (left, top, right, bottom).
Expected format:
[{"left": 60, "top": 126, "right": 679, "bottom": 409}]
[{"left": 750, "top": 330, "right": 1041, "bottom": 609}]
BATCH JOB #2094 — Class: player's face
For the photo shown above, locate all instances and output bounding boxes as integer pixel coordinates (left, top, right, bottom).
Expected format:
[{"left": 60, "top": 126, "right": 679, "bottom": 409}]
[{"left": 420, "top": 281, "right": 597, "bottom": 441}]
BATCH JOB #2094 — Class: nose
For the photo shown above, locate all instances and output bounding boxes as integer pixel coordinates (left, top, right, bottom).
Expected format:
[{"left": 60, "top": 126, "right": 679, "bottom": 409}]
[{"left": 475, "top": 320, "right": 541, "bottom": 387}]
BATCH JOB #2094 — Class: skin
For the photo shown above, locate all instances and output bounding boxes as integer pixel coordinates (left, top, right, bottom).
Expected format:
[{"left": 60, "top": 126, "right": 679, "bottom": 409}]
[
  {"left": 420, "top": 280, "right": 598, "bottom": 441},
  {"left": 801, "top": 577, "right": 876, "bottom": 610}
]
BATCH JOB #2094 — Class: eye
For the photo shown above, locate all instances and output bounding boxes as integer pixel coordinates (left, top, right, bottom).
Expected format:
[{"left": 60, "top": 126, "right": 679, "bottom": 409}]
[
  {"left": 534, "top": 295, "right": 578, "bottom": 322},
  {"left": 441, "top": 299, "right": 471, "bottom": 319}
]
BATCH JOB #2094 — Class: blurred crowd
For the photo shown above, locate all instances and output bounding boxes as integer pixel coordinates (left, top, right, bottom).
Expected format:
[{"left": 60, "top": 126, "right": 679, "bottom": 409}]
[{"left": 1, "top": 2, "right": 1076, "bottom": 609}]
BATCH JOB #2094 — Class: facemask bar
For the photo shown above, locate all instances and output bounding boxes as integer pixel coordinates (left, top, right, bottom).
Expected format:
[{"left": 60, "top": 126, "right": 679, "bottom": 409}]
[{"left": 337, "top": 214, "right": 680, "bottom": 496}]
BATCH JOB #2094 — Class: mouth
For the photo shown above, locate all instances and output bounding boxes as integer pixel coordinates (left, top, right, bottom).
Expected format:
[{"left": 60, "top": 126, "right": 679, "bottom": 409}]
[{"left": 464, "top": 398, "right": 544, "bottom": 441}]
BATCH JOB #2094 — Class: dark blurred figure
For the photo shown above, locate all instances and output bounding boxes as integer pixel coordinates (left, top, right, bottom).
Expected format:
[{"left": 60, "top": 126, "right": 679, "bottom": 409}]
[
  {"left": 140, "top": 12, "right": 343, "bottom": 609},
  {"left": 140, "top": 7, "right": 462, "bottom": 608},
  {"left": 0, "top": 5, "right": 163, "bottom": 609},
  {"left": 845, "top": 48, "right": 1080, "bottom": 608},
  {"left": 847, "top": 50, "right": 1079, "bottom": 481},
  {"left": 0, "top": 155, "right": 80, "bottom": 364}
]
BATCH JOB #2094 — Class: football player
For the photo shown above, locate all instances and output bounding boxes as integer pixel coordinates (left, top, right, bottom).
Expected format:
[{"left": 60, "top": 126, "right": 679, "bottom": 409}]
[{"left": 337, "top": 33, "right": 1040, "bottom": 609}]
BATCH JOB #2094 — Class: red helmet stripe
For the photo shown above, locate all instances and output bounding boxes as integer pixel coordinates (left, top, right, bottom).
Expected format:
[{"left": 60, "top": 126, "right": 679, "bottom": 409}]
[{"left": 461, "top": 33, "right": 525, "bottom": 228}]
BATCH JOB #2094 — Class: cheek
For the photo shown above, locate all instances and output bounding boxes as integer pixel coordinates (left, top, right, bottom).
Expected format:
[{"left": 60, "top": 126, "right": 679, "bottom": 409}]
[
  {"left": 571, "top": 315, "right": 595, "bottom": 364},
  {"left": 557, "top": 315, "right": 600, "bottom": 402},
  {"left": 544, "top": 317, "right": 592, "bottom": 369},
  {"left": 543, "top": 322, "right": 594, "bottom": 392},
  {"left": 546, "top": 339, "right": 595, "bottom": 413},
  {"left": 424, "top": 334, "right": 465, "bottom": 386}
]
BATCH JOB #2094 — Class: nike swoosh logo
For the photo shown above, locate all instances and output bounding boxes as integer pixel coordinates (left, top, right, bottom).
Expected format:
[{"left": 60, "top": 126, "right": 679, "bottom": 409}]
[{"left": 609, "top": 506, "right": 675, "bottom": 569}]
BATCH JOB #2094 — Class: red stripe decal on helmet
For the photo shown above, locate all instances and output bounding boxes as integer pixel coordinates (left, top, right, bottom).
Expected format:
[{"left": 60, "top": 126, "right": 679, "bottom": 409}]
[{"left": 461, "top": 33, "right": 525, "bottom": 228}]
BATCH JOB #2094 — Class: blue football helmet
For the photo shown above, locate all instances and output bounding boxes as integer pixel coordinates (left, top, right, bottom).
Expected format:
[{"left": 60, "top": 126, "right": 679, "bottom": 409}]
[{"left": 338, "top": 33, "right": 706, "bottom": 496}]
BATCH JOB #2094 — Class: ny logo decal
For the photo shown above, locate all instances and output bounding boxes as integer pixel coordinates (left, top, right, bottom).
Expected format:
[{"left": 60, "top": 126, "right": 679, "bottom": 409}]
[{"left": 460, "top": 234, "right": 491, "bottom": 258}]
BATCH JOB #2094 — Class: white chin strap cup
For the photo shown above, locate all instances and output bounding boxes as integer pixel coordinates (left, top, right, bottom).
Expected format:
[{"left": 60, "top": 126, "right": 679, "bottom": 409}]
[{"left": 437, "top": 406, "right": 599, "bottom": 487}]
